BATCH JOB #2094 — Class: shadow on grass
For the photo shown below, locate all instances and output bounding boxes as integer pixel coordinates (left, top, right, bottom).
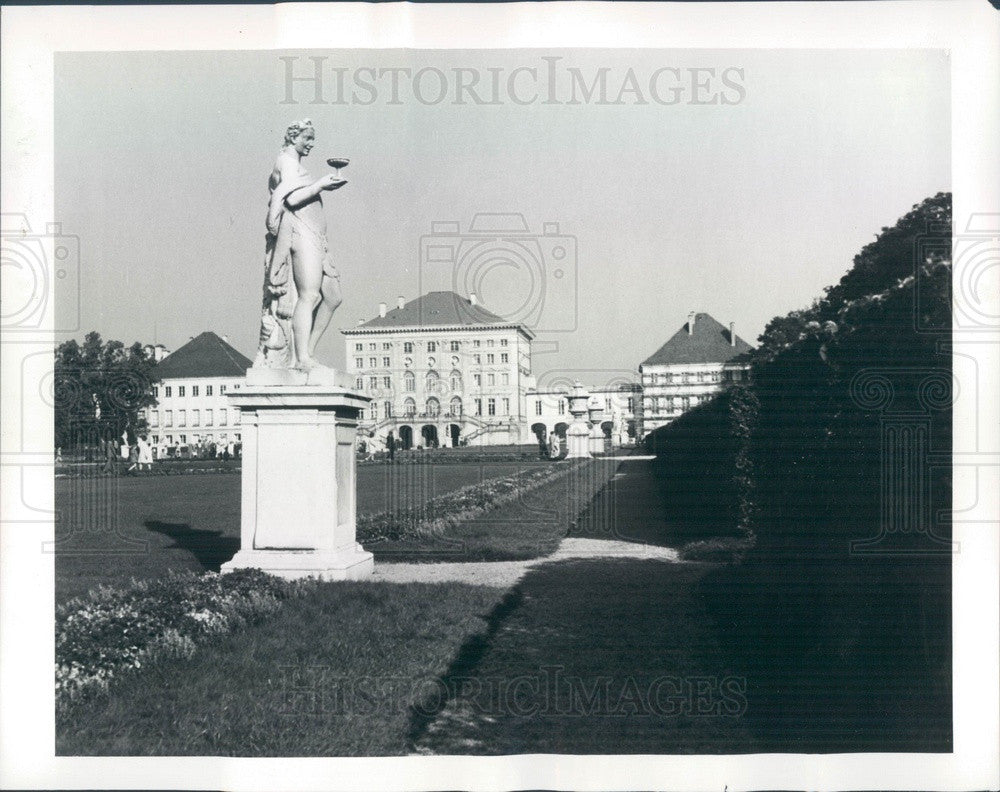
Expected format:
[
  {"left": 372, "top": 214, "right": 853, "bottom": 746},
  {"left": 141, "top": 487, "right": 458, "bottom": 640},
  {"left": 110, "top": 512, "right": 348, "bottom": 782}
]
[
  {"left": 144, "top": 520, "right": 240, "bottom": 573},
  {"left": 407, "top": 587, "right": 525, "bottom": 745}
]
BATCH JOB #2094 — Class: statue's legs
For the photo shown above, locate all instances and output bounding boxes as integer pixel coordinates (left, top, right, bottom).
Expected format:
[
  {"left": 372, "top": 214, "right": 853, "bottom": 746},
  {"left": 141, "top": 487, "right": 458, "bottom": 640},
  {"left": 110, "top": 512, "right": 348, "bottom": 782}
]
[
  {"left": 308, "top": 271, "right": 342, "bottom": 358},
  {"left": 291, "top": 246, "right": 323, "bottom": 369}
]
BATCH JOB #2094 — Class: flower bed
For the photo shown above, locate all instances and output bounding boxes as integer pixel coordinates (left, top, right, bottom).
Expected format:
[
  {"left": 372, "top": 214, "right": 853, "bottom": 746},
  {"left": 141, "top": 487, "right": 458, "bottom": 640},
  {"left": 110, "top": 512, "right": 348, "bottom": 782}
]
[
  {"left": 56, "top": 568, "right": 311, "bottom": 705},
  {"left": 357, "top": 461, "right": 580, "bottom": 544}
]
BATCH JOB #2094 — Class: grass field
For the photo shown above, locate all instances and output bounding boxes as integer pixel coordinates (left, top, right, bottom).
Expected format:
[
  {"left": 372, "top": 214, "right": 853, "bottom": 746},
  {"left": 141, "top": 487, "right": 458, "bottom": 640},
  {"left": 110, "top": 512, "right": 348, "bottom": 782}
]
[
  {"left": 54, "top": 460, "right": 551, "bottom": 604},
  {"left": 57, "top": 580, "right": 506, "bottom": 755}
]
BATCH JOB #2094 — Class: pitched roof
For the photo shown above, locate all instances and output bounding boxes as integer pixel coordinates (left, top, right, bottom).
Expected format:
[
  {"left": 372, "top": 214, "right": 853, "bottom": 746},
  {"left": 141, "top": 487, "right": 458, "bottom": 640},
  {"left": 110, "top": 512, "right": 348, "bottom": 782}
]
[
  {"left": 155, "top": 332, "right": 252, "bottom": 379},
  {"left": 641, "top": 313, "right": 754, "bottom": 367},
  {"left": 348, "top": 291, "right": 526, "bottom": 332}
]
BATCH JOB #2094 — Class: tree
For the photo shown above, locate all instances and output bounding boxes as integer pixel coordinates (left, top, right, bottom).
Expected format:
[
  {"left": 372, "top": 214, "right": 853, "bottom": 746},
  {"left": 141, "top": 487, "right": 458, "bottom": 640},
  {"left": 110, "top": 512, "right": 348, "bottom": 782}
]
[{"left": 54, "top": 332, "right": 159, "bottom": 450}]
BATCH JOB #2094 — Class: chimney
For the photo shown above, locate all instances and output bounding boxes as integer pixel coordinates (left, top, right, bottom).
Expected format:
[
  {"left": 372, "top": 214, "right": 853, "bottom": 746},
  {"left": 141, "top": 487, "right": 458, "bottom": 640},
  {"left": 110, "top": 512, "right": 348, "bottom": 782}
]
[
  {"left": 469, "top": 292, "right": 478, "bottom": 306},
  {"left": 397, "top": 295, "right": 405, "bottom": 310},
  {"left": 687, "top": 312, "right": 695, "bottom": 335},
  {"left": 729, "top": 322, "right": 736, "bottom": 347},
  {"left": 378, "top": 302, "right": 387, "bottom": 318}
]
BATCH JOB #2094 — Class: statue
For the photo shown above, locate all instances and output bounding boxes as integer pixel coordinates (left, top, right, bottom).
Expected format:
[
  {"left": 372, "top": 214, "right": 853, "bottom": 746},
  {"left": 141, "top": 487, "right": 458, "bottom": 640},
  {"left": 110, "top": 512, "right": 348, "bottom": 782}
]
[{"left": 254, "top": 119, "right": 347, "bottom": 371}]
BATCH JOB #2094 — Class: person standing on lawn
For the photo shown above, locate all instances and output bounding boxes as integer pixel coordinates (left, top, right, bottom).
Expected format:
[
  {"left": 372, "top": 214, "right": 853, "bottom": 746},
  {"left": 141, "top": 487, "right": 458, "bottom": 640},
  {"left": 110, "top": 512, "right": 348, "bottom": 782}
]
[
  {"left": 137, "top": 435, "right": 153, "bottom": 472},
  {"left": 386, "top": 431, "right": 395, "bottom": 462}
]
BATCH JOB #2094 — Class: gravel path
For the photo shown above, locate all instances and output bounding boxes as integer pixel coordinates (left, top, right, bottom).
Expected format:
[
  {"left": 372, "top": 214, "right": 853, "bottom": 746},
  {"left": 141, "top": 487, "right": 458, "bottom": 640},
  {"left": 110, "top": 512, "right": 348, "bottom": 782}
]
[{"left": 371, "top": 537, "right": 680, "bottom": 587}]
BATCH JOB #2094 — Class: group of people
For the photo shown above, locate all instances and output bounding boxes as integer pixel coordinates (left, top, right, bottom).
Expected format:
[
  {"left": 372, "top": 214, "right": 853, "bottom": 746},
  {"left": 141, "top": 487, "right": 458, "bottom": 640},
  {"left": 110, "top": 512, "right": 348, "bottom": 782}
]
[{"left": 99, "top": 430, "right": 153, "bottom": 475}]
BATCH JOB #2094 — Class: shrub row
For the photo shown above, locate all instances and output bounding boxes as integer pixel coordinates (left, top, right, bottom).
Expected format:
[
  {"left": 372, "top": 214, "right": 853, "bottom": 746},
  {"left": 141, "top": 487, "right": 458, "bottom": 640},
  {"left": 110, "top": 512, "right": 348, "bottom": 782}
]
[
  {"left": 357, "top": 461, "right": 582, "bottom": 543},
  {"left": 56, "top": 568, "right": 311, "bottom": 705}
]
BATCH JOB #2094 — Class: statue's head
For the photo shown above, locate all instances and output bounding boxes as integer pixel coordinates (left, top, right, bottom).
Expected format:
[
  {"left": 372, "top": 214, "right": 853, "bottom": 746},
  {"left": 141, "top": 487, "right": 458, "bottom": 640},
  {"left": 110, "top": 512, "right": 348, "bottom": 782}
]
[{"left": 284, "top": 118, "right": 315, "bottom": 155}]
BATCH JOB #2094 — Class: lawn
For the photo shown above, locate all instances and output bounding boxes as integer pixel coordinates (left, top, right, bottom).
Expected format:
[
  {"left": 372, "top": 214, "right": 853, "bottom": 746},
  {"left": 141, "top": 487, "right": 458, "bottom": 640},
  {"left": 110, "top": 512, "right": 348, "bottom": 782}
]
[
  {"left": 57, "top": 580, "right": 506, "bottom": 756},
  {"left": 54, "top": 460, "right": 549, "bottom": 604}
]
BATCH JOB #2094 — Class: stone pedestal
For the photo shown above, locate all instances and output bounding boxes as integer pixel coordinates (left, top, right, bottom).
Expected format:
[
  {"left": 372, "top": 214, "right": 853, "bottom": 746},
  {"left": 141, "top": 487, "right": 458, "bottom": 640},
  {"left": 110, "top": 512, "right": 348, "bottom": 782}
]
[{"left": 221, "top": 376, "right": 373, "bottom": 581}]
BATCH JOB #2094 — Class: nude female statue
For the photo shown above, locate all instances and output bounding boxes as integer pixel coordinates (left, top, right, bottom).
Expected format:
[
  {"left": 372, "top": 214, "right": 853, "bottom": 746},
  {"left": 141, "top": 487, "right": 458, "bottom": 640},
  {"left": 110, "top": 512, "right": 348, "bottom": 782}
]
[{"left": 254, "top": 119, "right": 347, "bottom": 371}]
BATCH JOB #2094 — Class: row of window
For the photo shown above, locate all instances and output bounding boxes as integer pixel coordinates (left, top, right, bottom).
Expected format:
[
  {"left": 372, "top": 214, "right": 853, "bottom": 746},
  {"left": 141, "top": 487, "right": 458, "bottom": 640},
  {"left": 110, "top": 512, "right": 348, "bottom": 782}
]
[
  {"left": 353, "top": 371, "right": 512, "bottom": 392},
  {"left": 148, "top": 408, "right": 240, "bottom": 429},
  {"left": 353, "top": 352, "right": 510, "bottom": 370},
  {"left": 528, "top": 397, "right": 636, "bottom": 417},
  {"left": 360, "top": 395, "right": 512, "bottom": 421},
  {"left": 154, "top": 383, "right": 241, "bottom": 399},
  {"left": 644, "top": 395, "right": 701, "bottom": 413},
  {"left": 642, "top": 369, "right": 744, "bottom": 386},
  {"left": 353, "top": 339, "right": 509, "bottom": 353}
]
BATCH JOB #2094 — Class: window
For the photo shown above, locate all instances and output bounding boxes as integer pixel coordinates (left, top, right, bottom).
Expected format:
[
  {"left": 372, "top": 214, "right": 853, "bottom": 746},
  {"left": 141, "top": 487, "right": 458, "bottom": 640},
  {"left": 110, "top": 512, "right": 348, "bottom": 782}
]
[
  {"left": 355, "top": 357, "right": 364, "bottom": 368},
  {"left": 450, "top": 371, "right": 462, "bottom": 391},
  {"left": 486, "top": 339, "right": 495, "bottom": 347},
  {"left": 450, "top": 341, "right": 460, "bottom": 352},
  {"left": 500, "top": 353, "right": 508, "bottom": 363},
  {"left": 501, "top": 373, "right": 509, "bottom": 385},
  {"left": 355, "top": 343, "right": 363, "bottom": 351},
  {"left": 178, "top": 386, "right": 186, "bottom": 397},
  {"left": 192, "top": 410, "right": 200, "bottom": 427},
  {"left": 165, "top": 386, "right": 172, "bottom": 398},
  {"left": 179, "top": 435, "right": 187, "bottom": 444},
  {"left": 696, "top": 372, "right": 705, "bottom": 383},
  {"left": 426, "top": 398, "right": 440, "bottom": 417},
  {"left": 606, "top": 398, "right": 612, "bottom": 411},
  {"left": 369, "top": 376, "right": 378, "bottom": 389},
  {"left": 500, "top": 339, "right": 508, "bottom": 347},
  {"left": 369, "top": 357, "right": 377, "bottom": 368},
  {"left": 384, "top": 401, "right": 392, "bottom": 418},
  {"left": 535, "top": 401, "right": 542, "bottom": 416},
  {"left": 192, "top": 385, "right": 200, "bottom": 397},
  {"left": 404, "top": 397, "right": 416, "bottom": 417},
  {"left": 474, "top": 374, "right": 482, "bottom": 387},
  {"left": 475, "top": 398, "right": 482, "bottom": 416},
  {"left": 206, "top": 409, "right": 213, "bottom": 426},
  {"left": 627, "top": 397, "right": 634, "bottom": 411},
  {"left": 153, "top": 386, "right": 160, "bottom": 399},
  {"left": 359, "top": 408, "right": 366, "bottom": 421},
  {"left": 232, "top": 383, "right": 241, "bottom": 390},
  {"left": 403, "top": 342, "right": 413, "bottom": 353},
  {"left": 220, "top": 410, "right": 228, "bottom": 426},
  {"left": 220, "top": 384, "right": 227, "bottom": 394},
  {"left": 487, "top": 374, "right": 495, "bottom": 386},
  {"left": 355, "top": 377, "right": 363, "bottom": 389},
  {"left": 681, "top": 396, "right": 691, "bottom": 411},
  {"left": 487, "top": 354, "right": 495, "bottom": 364},
  {"left": 151, "top": 411, "right": 160, "bottom": 427},
  {"left": 473, "top": 354, "right": 481, "bottom": 365},
  {"left": 450, "top": 396, "right": 462, "bottom": 416},
  {"left": 426, "top": 371, "right": 440, "bottom": 392},
  {"left": 178, "top": 409, "right": 186, "bottom": 427},
  {"left": 403, "top": 371, "right": 415, "bottom": 391},
  {"left": 487, "top": 398, "right": 496, "bottom": 416},
  {"left": 558, "top": 400, "right": 566, "bottom": 415},
  {"left": 382, "top": 357, "right": 390, "bottom": 367},
  {"left": 206, "top": 385, "right": 213, "bottom": 396},
  {"left": 473, "top": 340, "right": 481, "bottom": 348},
  {"left": 382, "top": 376, "right": 391, "bottom": 389},
  {"left": 369, "top": 343, "right": 376, "bottom": 351},
  {"left": 382, "top": 342, "right": 391, "bottom": 350},
  {"left": 502, "top": 398, "right": 509, "bottom": 414},
  {"left": 427, "top": 341, "right": 437, "bottom": 352}
]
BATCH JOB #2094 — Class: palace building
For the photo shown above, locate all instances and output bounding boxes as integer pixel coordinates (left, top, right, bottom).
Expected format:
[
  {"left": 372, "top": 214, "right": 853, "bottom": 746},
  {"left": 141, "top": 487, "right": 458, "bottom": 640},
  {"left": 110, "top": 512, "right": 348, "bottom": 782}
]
[
  {"left": 639, "top": 312, "right": 753, "bottom": 437},
  {"left": 140, "top": 331, "right": 252, "bottom": 455},
  {"left": 342, "top": 291, "right": 535, "bottom": 448}
]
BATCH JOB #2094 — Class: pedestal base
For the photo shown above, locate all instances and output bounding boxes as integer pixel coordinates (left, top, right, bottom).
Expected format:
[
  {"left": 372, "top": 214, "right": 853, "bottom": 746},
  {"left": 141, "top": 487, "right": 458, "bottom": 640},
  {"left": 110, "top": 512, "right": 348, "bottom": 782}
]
[{"left": 222, "top": 544, "right": 374, "bottom": 581}]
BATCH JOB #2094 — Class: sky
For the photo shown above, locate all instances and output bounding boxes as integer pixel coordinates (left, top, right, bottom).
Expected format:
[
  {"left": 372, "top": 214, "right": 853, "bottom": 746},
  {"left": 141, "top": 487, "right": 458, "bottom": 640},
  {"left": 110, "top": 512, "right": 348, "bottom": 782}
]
[{"left": 54, "top": 48, "right": 949, "bottom": 384}]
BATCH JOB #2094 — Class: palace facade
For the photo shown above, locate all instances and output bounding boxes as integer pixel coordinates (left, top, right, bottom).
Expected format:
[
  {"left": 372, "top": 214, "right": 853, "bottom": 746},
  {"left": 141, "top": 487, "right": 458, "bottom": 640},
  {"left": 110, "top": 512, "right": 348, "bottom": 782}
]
[
  {"left": 140, "top": 331, "right": 251, "bottom": 455},
  {"left": 638, "top": 312, "right": 753, "bottom": 437},
  {"left": 342, "top": 291, "right": 534, "bottom": 448}
]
